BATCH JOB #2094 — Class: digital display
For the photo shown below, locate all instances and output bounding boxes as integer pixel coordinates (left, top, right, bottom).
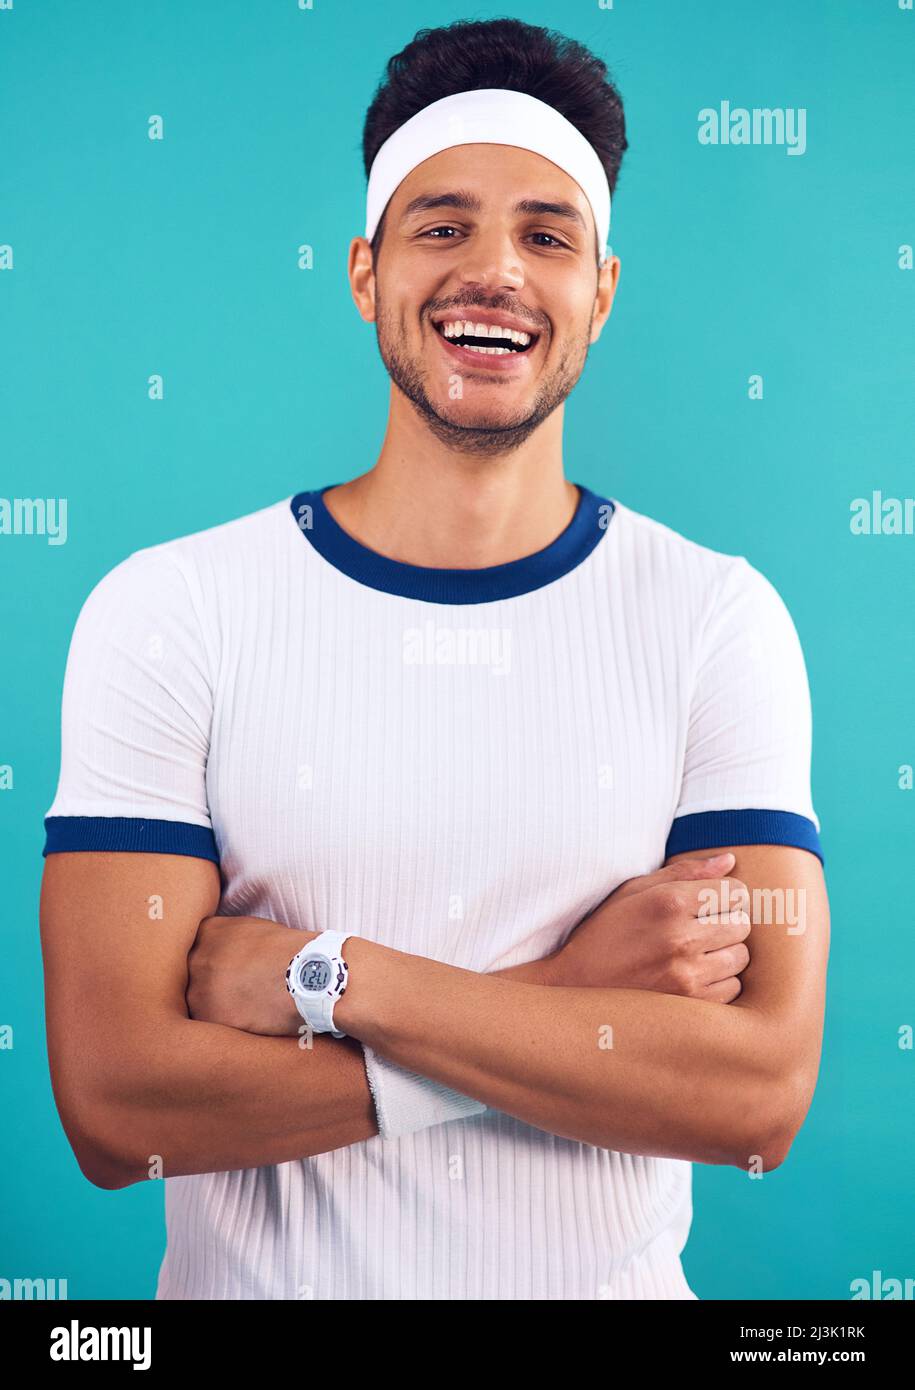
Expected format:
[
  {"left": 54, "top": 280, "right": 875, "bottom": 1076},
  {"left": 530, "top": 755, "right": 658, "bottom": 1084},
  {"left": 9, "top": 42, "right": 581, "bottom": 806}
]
[{"left": 299, "top": 958, "right": 332, "bottom": 992}]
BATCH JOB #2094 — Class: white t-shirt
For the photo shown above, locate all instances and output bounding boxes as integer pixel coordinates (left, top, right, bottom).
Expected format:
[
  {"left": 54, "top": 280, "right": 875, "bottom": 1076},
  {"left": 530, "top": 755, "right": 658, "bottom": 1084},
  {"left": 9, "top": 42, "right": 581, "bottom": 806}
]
[{"left": 43, "top": 482, "right": 822, "bottom": 1300}]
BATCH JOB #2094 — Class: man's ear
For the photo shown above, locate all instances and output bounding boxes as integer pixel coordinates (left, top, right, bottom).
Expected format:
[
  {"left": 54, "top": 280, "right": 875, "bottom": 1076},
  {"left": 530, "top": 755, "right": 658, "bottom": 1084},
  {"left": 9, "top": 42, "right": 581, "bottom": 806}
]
[
  {"left": 349, "top": 236, "right": 378, "bottom": 325},
  {"left": 589, "top": 253, "right": 620, "bottom": 345}
]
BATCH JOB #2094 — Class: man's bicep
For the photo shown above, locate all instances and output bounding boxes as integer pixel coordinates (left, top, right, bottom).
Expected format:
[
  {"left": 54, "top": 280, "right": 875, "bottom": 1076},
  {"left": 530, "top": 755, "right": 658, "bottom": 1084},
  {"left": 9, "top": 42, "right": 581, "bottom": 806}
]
[
  {"left": 40, "top": 850, "right": 221, "bottom": 1177},
  {"left": 665, "top": 842, "right": 830, "bottom": 1085},
  {"left": 40, "top": 851, "right": 221, "bottom": 1032}
]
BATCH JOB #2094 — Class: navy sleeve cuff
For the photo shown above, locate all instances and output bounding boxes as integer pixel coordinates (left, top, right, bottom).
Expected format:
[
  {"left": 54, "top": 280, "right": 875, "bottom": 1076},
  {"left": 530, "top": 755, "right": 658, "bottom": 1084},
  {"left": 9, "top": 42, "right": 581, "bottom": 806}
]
[
  {"left": 43, "top": 815, "right": 220, "bottom": 863},
  {"left": 664, "top": 808, "right": 823, "bottom": 866}
]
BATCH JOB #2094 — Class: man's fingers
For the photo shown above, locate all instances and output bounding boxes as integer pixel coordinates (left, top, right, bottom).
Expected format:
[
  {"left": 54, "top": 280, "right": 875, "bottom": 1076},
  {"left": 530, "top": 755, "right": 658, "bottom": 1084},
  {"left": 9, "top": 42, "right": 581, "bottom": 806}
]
[
  {"left": 692, "top": 911, "right": 752, "bottom": 951},
  {"left": 702, "top": 975, "right": 744, "bottom": 1004},
  {"left": 615, "top": 853, "right": 737, "bottom": 899},
  {"left": 659, "top": 852, "right": 735, "bottom": 880},
  {"left": 699, "top": 942, "right": 751, "bottom": 985},
  {"left": 694, "top": 877, "right": 751, "bottom": 917}
]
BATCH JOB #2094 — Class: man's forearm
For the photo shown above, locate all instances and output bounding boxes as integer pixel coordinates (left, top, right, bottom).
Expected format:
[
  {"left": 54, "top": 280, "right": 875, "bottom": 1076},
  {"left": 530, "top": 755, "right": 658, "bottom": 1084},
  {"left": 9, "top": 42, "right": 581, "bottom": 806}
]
[
  {"left": 84, "top": 1019, "right": 379, "bottom": 1187},
  {"left": 335, "top": 940, "right": 791, "bottom": 1169},
  {"left": 92, "top": 956, "right": 550, "bottom": 1187}
]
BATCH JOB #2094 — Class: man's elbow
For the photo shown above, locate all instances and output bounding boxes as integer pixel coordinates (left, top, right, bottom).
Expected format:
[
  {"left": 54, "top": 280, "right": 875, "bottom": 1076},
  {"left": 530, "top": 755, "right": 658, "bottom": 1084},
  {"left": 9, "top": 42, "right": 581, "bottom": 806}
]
[
  {"left": 725, "top": 1120, "right": 792, "bottom": 1175},
  {"left": 51, "top": 1067, "right": 140, "bottom": 1191},
  {"left": 730, "top": 1067, "right": 816, "bottom": 1174},
  {"left": 60, "top": 1112, "right": 136, "bottom": 1190},
  {"left": 755, "top": 1126, "right": 794, "bottom": 1173},
  {"left": 76, "top": 1142, "right": 133, "bottom": 1191}
]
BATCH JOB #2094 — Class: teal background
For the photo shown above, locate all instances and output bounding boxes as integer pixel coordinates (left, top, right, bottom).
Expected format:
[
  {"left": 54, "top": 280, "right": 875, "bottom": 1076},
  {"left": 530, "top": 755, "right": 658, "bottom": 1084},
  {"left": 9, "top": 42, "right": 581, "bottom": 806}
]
[{"left": 2, "top": 0, "right": 913, "bottom": 1300}]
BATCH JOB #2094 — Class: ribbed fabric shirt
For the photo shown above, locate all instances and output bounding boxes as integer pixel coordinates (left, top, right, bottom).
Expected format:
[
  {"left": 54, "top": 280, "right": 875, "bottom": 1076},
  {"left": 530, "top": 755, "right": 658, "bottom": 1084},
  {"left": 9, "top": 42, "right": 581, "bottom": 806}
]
[{"left": 43, "top": 481, "right": 822, "bottom": 1300}]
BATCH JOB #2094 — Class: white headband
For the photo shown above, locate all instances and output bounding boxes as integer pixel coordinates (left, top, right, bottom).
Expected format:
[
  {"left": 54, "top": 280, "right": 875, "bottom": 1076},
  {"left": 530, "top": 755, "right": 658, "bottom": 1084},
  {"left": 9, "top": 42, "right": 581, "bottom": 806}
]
[{"left": 365, "top": 88, "right": 612, "bottom": 262}]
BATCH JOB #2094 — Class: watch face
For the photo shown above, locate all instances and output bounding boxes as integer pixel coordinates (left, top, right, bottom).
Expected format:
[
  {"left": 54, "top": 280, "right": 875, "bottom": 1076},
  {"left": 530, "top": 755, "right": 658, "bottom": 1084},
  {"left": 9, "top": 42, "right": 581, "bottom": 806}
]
[{"left": 297, "top": 957, "right": 333, "bottom": 993}]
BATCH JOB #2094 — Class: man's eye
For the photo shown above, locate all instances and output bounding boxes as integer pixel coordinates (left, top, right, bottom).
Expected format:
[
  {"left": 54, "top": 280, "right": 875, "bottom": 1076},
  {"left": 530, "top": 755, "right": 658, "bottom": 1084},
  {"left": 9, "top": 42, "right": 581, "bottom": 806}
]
[{"left": 418, "top": 227, "right": 569, "bottom": 248}]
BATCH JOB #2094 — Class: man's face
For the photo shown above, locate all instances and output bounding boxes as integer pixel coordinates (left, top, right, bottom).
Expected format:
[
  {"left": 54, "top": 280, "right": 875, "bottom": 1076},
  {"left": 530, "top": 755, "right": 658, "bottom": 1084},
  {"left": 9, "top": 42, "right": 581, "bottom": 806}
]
[{"left": 356, "top": 144, "right": 618, "bottom": 454}]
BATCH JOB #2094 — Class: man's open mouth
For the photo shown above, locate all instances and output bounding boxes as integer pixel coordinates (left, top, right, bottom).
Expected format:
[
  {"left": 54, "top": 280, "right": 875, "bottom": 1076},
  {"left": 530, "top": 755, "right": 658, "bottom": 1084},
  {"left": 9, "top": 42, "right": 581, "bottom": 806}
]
[{"left": 433, "top": 319, "right": 539, "bottom": 356}]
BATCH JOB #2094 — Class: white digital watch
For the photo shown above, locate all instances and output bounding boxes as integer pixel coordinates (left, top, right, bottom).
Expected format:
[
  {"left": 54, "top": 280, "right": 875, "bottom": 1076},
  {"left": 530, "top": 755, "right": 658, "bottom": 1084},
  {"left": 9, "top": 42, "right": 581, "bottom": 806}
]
[{"left": 285, "top": 930, "right": 353, "bottom": 1039}]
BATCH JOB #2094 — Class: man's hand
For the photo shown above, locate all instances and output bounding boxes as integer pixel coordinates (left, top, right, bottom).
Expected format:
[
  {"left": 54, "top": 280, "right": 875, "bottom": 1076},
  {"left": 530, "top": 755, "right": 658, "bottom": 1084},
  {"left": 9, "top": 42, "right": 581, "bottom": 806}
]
[
  {"left": 187, "top": 916, "right": 316, "bottom": 1035},
  {"left": 547, "top": 852, "right": 752, "bottom": 1000}
]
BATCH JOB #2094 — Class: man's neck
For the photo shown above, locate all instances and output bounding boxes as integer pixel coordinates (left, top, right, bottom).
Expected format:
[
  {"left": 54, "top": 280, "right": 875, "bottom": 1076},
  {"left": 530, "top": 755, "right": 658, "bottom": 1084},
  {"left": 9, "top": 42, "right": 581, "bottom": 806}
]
[{"left": 321, "top": 396, "right": 578, "bottom": 570}]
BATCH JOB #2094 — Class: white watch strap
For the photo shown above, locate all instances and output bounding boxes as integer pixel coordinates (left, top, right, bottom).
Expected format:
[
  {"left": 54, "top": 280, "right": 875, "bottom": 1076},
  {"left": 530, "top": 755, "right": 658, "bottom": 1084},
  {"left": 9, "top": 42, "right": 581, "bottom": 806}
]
[
  {"left": 362, "top": 1044, "right": 488, "bottom": 1140},
  {"left": 287, "top": 931, "right": 352, "bottom": 1038}
]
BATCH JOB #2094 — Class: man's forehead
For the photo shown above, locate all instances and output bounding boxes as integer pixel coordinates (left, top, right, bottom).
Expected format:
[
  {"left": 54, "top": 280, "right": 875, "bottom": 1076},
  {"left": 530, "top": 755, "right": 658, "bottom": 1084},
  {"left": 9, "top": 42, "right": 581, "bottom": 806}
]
[{"left": 392, "top": 145, "right": 593, "bottom": 225}]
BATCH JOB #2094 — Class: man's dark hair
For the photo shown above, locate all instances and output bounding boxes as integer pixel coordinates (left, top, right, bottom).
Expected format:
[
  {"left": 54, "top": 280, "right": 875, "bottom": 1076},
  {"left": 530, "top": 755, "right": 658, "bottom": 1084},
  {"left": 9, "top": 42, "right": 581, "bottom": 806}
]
[{"left": 362, "top": 18, "right": 627, "bottom": 264}]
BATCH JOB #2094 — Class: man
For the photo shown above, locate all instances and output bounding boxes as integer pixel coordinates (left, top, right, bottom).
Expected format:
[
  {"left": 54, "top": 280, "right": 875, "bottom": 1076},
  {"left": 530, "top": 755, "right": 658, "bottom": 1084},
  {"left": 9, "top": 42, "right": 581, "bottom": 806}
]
[{"left": 40, "top": 18, "right": 829, "bottom": 1301}]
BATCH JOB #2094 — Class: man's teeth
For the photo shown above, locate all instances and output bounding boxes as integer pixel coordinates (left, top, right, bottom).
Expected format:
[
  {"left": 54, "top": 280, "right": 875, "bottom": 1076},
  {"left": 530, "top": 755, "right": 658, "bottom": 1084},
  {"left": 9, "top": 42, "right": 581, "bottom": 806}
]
[{"left": 440, "top": 321, "right": 533, "bottom": 354}]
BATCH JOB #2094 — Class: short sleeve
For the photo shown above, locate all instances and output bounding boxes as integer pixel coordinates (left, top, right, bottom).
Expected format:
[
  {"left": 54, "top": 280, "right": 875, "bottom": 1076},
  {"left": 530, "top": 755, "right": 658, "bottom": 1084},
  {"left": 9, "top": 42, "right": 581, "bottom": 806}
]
[
  {"left": 664, "top": 556, "right": 823, "bottom": 865},
  {"left": 43, "top": 547, "right": 219, "bottom": 862}
]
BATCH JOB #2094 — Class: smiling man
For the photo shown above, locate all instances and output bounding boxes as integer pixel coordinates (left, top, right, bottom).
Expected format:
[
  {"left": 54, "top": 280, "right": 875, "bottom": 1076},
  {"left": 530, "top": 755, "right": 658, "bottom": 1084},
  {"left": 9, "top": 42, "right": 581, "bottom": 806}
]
[{"left": 40, "top": 19, "right": 829, "bottom": 1301}]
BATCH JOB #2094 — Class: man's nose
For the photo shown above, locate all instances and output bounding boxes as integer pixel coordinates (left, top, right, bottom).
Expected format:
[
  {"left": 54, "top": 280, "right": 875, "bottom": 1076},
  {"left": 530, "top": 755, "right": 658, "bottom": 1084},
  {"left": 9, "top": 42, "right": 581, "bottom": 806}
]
[{"left": 456, "top": 227, "right": 525, "bottom": 294}]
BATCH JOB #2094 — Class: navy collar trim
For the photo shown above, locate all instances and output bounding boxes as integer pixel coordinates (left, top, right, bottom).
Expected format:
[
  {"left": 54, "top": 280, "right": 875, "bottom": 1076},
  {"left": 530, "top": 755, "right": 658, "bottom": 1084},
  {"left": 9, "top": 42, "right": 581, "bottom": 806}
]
[{"left": 289, "top": 483, "right": 615, "bottom": 604}]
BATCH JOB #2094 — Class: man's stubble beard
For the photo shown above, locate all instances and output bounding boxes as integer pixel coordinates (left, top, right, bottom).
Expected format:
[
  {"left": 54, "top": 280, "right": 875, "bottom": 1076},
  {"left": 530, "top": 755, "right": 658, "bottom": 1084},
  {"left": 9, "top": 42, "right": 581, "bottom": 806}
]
[{"left": 374, "top": 297, "right": 594, "bottom": 458}]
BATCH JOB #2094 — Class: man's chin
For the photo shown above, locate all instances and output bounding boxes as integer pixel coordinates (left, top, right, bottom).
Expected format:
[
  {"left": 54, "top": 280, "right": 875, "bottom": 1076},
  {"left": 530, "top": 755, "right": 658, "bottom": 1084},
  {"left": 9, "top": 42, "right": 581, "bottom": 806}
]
[
  {"left": 429, "top": 405, "right": 534, "bottom": 434},
  {"left": 379, "top": 341, "right": 559, "bottom": 451},
  {"left": 410, "top": 401, "right": 551, "bottom": 456}
]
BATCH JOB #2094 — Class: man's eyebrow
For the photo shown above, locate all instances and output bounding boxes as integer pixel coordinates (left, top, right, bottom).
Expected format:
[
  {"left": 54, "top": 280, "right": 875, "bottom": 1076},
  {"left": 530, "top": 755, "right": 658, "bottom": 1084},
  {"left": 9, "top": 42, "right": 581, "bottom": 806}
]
[
  {"left": 400, "top": 191, "right": 586, "bottom": 231},
  {"left": 401, "top": 191, "right": 482, "bottom": 219},
  {"left": 513, "top": 198, "right": 586, "bottom": 230}
]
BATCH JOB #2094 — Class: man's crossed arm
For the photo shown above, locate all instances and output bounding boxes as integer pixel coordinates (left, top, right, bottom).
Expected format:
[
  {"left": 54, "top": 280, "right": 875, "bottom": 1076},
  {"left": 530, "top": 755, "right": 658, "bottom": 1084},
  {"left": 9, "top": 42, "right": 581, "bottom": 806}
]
[
  {"left": 39, "top": 842, "right": 829, "bottom": 1189},
  {"left": 335, "top": 843, "right": 828, "bottom": 1168}
]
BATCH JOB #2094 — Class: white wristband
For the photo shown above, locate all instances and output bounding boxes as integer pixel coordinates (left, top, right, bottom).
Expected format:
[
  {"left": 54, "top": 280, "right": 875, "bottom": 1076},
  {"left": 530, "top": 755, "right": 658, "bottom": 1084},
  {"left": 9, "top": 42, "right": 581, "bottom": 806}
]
[{"left": 362, "top": 1044, "right": 487, "bottom": 1140}]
